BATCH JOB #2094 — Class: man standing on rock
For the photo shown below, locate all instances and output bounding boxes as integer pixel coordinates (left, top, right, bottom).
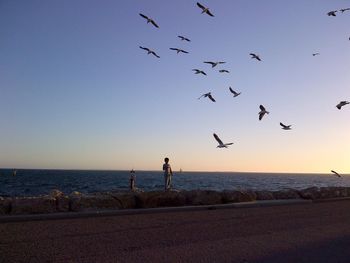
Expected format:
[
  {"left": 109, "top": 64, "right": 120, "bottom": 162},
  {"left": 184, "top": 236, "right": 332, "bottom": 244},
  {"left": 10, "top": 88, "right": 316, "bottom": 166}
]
[{"left": 163, "top": 157, "right": 173, "bottom": 191}]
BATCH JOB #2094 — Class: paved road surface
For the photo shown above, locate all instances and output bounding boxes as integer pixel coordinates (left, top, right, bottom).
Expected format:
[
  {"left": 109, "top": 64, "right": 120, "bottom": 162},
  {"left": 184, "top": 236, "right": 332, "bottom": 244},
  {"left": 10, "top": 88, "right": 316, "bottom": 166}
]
[{"left": 1, "top": 200, "right": 350, "bottom": 263}]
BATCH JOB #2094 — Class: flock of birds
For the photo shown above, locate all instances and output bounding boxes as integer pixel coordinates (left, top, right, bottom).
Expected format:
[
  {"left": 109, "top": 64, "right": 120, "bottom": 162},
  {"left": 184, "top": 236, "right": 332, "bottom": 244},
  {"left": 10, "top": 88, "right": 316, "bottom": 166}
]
[{"left": 138, "top": 3, "right": 349, "bottom": 177}]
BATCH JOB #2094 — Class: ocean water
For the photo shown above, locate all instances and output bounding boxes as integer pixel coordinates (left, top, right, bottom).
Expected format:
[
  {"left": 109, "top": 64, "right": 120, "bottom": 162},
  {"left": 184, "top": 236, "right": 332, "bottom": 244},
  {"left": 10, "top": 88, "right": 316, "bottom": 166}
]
[{"left": 0, "top": 169, "right": 349, "bottom": 197}]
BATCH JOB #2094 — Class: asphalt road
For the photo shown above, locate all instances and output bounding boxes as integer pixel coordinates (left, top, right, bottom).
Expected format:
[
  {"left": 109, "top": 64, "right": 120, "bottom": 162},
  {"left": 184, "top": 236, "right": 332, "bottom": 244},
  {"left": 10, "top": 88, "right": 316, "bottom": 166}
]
[{"left": 1, "top": 200, "right": 350, "bottom": 263}]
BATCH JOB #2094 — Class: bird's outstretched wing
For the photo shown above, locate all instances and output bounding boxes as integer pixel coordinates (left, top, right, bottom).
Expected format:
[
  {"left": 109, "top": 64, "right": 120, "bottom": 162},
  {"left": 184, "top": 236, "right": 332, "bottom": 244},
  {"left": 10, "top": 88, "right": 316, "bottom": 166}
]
[
  {"left": 208, "top": 94, "right": 216, "bottom": 102},
  {"left": 213, "top": 133, "right": 223, "bottom": 145},
  {"left": 197, "top": 2, "right": 205, "bottom": 10},
  {"left": 331, "top": 170, "right": 341, "bottom": 177},
  {"left": 139, "top": 13, "right": 148, "bottom": 19},
  {"left": 229, "top": 87, "right": 235, "bottom": 94},
  {"left": 150, "top": 20, "right": 159, "bottom": 28},
  {"left": 206, "top": 10, "right": 214, "bottom": 17},
  {"left": 151, "top": 51, "right": 160, "bottom": 58},
  {"left": 259, "top": 105, "right": 266, "bottom": 111},
  {"left": 280, "top": 122, "right": 287, "bottom": 128},
  {"left": 139, "top": 46, "right": 148, "bottom": 51}
]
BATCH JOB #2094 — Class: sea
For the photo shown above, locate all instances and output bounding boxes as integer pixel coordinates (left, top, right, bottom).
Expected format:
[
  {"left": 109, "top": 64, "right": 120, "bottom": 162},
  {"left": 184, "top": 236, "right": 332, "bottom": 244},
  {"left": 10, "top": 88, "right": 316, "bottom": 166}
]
[{"left": 0, "top": 169, "right": 349, "bottom": 197}]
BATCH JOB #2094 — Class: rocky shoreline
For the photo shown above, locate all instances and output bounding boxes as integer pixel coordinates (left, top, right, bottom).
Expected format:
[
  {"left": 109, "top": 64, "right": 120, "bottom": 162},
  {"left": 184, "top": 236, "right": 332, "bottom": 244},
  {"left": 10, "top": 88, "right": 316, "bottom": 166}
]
[{"left": 1, "top": 187, "right": 350, "bottom": 216}]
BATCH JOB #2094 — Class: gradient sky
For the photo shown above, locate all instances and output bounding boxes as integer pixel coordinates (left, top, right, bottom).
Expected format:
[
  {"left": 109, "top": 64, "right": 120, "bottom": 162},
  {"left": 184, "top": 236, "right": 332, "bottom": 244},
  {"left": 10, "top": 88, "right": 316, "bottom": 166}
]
[{"left": 1, "top": 0, "right": 350, "bottom": 172}]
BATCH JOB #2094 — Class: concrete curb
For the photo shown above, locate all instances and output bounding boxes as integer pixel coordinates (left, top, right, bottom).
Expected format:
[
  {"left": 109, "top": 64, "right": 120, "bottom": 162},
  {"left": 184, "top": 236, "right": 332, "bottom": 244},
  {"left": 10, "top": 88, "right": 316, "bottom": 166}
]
[{"left": 0, "top": 199, "right": 312, "bottom": 223}]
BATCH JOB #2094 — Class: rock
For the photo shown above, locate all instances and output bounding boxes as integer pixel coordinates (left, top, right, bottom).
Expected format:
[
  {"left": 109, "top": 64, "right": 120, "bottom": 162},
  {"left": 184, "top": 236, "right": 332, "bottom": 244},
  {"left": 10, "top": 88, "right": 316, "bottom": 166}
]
[
  {"left": 272, "top": 189, "right": 301, "bottom": 199},
  {"left": 255, "top": 191, "right": 275, "bottom": 200},
  {"left": 319, "top": 187, "right": 349, "bottom": 199},
  {"left": 221, "top": 190, "right": 257, "bottom": 203},
  {"left": 69, "top": 193, "right": 122, "bottom": 212},
  {"left": 299, "top": 187, "right": 321, "bottom": 200},
  {"left": 0, "top": 197, "right": 11, "bottom": 215},
  {"left": 135, "top": 191, "right": 186, "bottom": 208},
  {"left": 185, "top": 190, "right": 223, "bottom": 206},
  {"left": 11, "top": 197, "right": 56, "bottom": 215},
  {"left": 110, "top": 193, "right": 136, "bottom": 209}
]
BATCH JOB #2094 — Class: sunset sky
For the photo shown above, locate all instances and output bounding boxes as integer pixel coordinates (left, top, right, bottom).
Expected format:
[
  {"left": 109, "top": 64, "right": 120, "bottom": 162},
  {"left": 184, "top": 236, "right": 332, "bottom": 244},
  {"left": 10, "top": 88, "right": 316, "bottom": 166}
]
[{"left": 1, "top": 0, "right": 349, "bottom": 173}]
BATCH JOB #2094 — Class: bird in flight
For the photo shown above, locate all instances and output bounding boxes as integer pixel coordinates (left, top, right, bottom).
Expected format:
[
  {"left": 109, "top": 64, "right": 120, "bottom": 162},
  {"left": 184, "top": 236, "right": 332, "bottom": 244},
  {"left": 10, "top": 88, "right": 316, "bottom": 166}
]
[
  {"left": 339, "top": 8, "right": 350, "bottom": 13},
  {"left": 213, "top": 133, "right": 233, "bottom": 148},
  {"left": 259, "top": 105, "right": 269, "bottom": 120},
  {"left": 312, "top": 53, "right": 320, "bottom": 56},
  {"left": 197, "top": 2, "right": 214, "bottom": 17},
  {"left": 331, "top": 170, "right": 341, "bottom": 178},
  {"left": 229, "top": 87, "right": 241, "bottom": 97},
  {"left": 169, "top": 48, "right": 189, "bottom": 54},
  {"left": 198, "top": 92, "right": 216, "bottom": 102},
  {"left": 336, "top": 101, "right": 350, "bottom": 110},
  {"left": 139, "top": 13, "right": 159, "bottom": 28},
  {"left": 204, "top": 61, "right": 226, "bottom": 68},
  {"left": 178, "top": 35, "right": 191, "bottom": 42},
  {"left": 139, "top": 46, "right": 160, "bottom": 58},
  {"left": 192, "top": 69, "right": 207, "bottom": 75},
  {"left": 327, "top": 10, "right": 337, "bottom": 16},
  {"left": 280, "top": 122, "right": 292, "bottom": 130},
  {"left": 219, "top": 69, "right": 229, "bottom": 73},
  {"left": 250, "top": 53, "right": 261, "bottom": 61}
]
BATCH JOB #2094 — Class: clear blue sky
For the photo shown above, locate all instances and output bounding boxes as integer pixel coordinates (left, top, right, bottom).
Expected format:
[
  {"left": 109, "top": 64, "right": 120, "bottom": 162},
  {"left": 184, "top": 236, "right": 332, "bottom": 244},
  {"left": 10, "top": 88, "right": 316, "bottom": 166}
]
[{"left": 1, "top": 0, "right": 349, "bottom": 172}]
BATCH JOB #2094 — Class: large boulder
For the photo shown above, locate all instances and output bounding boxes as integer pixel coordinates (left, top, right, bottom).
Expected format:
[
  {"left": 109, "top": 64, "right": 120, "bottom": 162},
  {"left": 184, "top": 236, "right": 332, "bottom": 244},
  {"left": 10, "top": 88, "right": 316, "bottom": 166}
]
[
  {"left": 299, "top": 187, "right": 321, "bottom": 200},
  {"left": 319, "top": 187, "right": 349, "bottom": 199},
  {"left": 0, "top": 197, "right": 11, "bottom": 215},
  {"left": 272, "top": 189, "right": 301, "bottom": 200},
  {"left": 109, "top": 193, "right": 136, "bottom": 209},
  {"left": 135, "top": 191, "right": 186, "bottom": 208},
  {"left": 11, "top": 196, "right": 56, "bottom": 215},
  {"left": 255, "top": 191, "right": 275, "bottom": 201},
  {"left": 185, "top": 190, "right": 223, "bottom": 206},
  {"left": 69, "top": 192, "right": 122, "bottom": 212},
  {"left": 221, "top": 190, "right": 257, "bottom": 203}
]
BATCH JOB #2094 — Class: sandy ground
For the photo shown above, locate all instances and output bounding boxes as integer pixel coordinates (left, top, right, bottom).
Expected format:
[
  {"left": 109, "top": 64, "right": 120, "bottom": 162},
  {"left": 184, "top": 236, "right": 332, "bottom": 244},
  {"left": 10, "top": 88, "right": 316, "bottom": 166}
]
[{"left": 1, "top": 200, "right": 350, "bottom": 263}]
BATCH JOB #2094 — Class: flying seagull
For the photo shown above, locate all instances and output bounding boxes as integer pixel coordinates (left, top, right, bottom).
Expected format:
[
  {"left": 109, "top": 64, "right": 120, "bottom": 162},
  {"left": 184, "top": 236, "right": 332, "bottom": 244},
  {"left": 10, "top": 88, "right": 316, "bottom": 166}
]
[
  {"left": 327, "top": 10, "right": 337, "bottom": 16},
  {"left": 139, "top": 46, "right": 160, "bottom": 58},
  {"left": 229, "top": 87, "right": 241, "bottom": 97},
  {"left": 250, "top": 53, "right": 261, "bottom": 61},
  {"left": 312, "top": 53, "right": 320, "bottom": 56},
  {"left": 178, "top": 35, "right": 191, "bottom": 42},
  {"left": 169, "top": 48, "right": 189, "bottom": 54},
  {"left": 339, "top": 8, "right": 350, "bottom": 13},
  {"left": 331, "top": 170, "right": 341, "bottom": 178},
  {"left": 139, "top": 13, "right": 159, "bottom": 28},
  {"left": 219, "top": 69, "right": 230, "bottom": 73},
  {"left": 259, "top": 105, "right": 269, "bottom": 121},
  {"left": 197, "top": 2, "right": 214, "bottom": 17},
  {"left": 280, "top": 122, "right": 292, "bottom": 130},
  {"left": 198, "top": 92, "right": 215, "bottom": 102},
  {"left": 204, "top": 61, "right": 226, "bottom": 68},
  {"left": 213, "top": 133, "right": 233, "bottom": 148},
  {"left": 336, "top": 101, "right": 350, "bottom": 110},
  {"left": 192, "top": 69, "right": 207, "bottom": 75}
]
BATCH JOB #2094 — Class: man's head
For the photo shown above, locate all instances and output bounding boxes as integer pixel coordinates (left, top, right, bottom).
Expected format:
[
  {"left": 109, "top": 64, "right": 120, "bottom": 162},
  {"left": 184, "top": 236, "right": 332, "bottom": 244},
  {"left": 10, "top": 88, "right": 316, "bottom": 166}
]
[{"left": 164, "top": 157, "right": 169, "bottom": 163}]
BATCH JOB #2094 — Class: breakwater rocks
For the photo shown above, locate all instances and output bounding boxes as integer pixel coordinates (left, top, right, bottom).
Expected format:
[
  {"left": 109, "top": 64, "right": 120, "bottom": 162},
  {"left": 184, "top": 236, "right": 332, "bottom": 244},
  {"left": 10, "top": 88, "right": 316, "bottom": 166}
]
[{"left": 1, "top": 187, "right": 350, "bottom": 216}]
